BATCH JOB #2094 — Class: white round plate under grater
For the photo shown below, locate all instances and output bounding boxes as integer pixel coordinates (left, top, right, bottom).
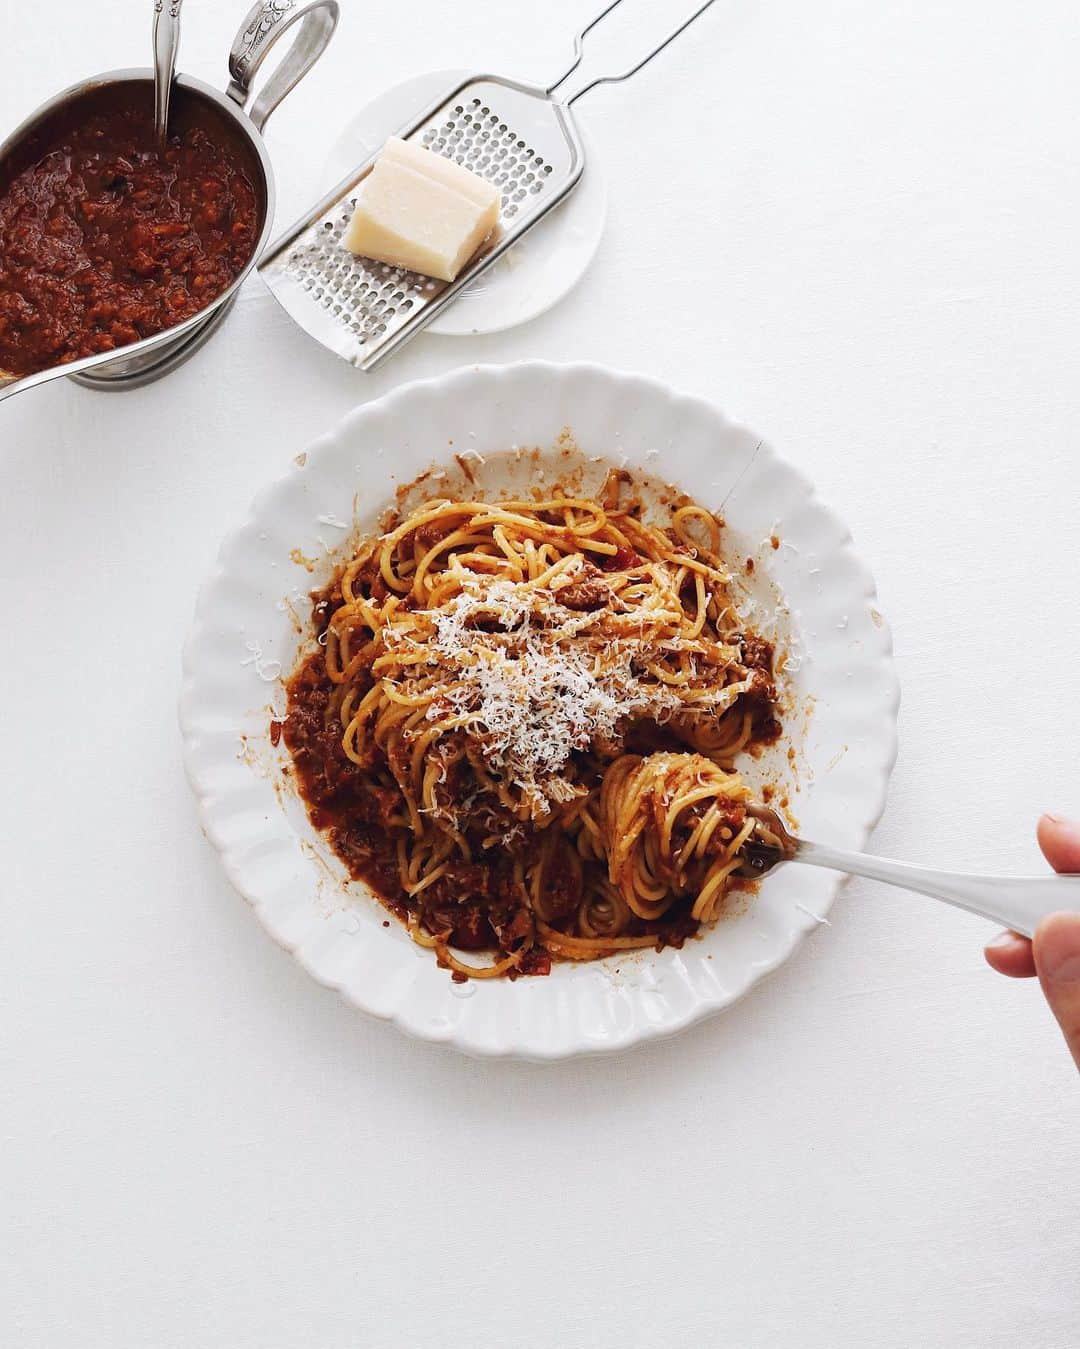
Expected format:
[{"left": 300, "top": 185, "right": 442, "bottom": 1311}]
[
  {"left": 321, "top": 71, "right": 607, "bottom": 336},
  {"left": 258, "top": 0, "right": 727, "bottom": 372},
  {"left": 180, "top": 362, "right": 900, "bottom": 1061}
]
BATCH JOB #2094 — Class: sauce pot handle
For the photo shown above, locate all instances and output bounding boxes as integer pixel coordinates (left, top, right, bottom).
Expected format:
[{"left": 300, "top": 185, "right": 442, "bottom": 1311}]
[{"left": 227, "top": 0, "right": 339, "bottom": 135}]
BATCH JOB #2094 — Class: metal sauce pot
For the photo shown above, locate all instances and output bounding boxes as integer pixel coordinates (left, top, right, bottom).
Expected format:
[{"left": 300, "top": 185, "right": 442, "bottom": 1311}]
[{"left": 0, "top": 0, "right": 338, "bottom": 404}]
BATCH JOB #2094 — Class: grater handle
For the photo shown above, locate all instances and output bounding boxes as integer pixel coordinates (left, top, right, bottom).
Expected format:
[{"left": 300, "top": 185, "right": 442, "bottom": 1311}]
[
  {"left": 226, "top": 0, "right": 340, "bottom": 135},
  {"left": 547, "top": 0, "right": 720, "bottom": 107}
]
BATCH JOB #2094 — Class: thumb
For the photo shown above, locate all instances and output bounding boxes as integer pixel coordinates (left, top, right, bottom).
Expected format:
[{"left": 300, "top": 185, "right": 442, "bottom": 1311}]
[{"left": 1033, "top": 816, "right": 1080, "bottom": 1073}]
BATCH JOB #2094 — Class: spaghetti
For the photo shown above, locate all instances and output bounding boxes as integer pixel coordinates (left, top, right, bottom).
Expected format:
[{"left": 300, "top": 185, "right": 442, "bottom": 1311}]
[{"left": 282, "top": 470, "right": 782, "bottom": 979}]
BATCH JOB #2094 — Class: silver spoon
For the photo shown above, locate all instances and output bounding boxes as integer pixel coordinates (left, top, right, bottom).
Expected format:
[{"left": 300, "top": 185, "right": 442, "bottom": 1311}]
[
  {"left": 742, "top": 804, "right": 1080, "bottom": 938},
  {"left": 152, "top": 0, "right": 183, "bottom": 148}
]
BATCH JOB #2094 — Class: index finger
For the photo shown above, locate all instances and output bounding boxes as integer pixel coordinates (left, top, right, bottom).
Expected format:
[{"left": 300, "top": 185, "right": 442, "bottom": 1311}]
[{"left": 1037, "top": 814, "right": 1080, "bottom": 874}]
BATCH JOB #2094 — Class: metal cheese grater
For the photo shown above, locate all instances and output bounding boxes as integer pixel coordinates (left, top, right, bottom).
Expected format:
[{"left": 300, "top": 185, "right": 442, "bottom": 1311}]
[{"left": 258, "top": 0, "right": 718, "bottom": 370}]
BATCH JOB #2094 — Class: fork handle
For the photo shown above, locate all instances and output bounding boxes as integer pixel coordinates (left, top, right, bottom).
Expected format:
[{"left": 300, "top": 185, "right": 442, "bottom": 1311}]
[{"left": 795, "top": 839, "right": 1080, "bottom": 938}]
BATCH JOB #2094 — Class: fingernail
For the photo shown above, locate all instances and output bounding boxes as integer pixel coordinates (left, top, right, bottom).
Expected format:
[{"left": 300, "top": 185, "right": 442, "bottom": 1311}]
[
  {"left": 1040, "top": 811, "right": 1080, "bottom": 828},
  {"left": 987, "top": 930, "right": 1017, "bottom": 948}
]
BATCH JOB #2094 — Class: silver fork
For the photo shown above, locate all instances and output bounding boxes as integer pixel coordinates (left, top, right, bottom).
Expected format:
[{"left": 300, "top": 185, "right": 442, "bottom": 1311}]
[{"left": 742, "top": 805, "right": 1080, "bottom": 938}]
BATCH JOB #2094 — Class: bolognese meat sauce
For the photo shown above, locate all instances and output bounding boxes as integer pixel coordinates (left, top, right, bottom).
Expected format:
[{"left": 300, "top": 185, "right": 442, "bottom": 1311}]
[{"left": 0, "top": 89, "right": 258, "bottom": 377}]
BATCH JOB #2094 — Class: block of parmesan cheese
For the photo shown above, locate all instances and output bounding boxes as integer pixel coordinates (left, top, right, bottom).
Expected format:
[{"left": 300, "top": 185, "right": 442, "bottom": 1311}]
[
  {"left": 343, "top": 139, "right": 500, "bottom": 283},
  {"left": 380, "top": 137, "right": 497, "bottom": 209}
]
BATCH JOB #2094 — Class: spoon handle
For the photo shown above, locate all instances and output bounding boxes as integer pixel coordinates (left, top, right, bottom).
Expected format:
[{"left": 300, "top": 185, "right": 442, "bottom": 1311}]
[
  {"left": 793, "top": 839, "right": 1080, "bottom": 938},
  {"left": 153, "top": 0, "right": 183, "bottom": 147}
]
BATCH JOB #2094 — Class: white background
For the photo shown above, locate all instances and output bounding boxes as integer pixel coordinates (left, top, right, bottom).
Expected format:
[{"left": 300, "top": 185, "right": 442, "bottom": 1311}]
[{"left": 2, "top": 1, "right": 1078, "bottom": 1345}]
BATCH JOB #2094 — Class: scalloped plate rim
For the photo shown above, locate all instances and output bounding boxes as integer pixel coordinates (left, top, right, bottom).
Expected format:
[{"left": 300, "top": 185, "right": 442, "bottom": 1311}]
[{"left": 179, "top": 360, "right": 900, "bottom": 1061}]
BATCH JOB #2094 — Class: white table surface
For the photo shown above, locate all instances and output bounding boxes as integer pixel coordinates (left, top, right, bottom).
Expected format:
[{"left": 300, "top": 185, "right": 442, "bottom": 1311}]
[{"left": 3, "top": 2, "right": 1078, "bottom": 1345}]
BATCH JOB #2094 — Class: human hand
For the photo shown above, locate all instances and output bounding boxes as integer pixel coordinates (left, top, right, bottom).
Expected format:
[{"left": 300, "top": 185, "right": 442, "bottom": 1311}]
[{"left": 984, "top": 814, "right": 1080, "bottom": 1073}]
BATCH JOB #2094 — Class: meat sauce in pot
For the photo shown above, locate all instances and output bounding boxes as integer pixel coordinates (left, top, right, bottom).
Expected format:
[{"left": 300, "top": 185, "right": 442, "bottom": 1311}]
[{"left": 0, "top": 83, "right": 262, "bottom": 377}]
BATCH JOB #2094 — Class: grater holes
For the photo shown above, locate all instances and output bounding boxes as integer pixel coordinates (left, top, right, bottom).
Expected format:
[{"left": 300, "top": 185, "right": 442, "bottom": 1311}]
[{"left": 282, "top": 94, "right": 555, "bottom": 355}]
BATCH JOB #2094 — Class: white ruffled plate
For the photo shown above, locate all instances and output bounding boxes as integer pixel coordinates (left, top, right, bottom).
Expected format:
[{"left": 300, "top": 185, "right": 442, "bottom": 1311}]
[{"left": 180, "top": 362, "right": 899, "bottom": 1060}]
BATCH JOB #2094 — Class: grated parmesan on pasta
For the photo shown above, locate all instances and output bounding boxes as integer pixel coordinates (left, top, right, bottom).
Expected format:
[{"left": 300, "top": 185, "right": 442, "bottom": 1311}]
[{"left": 386, "top": 571, "right": 748, "bottom": 817}]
